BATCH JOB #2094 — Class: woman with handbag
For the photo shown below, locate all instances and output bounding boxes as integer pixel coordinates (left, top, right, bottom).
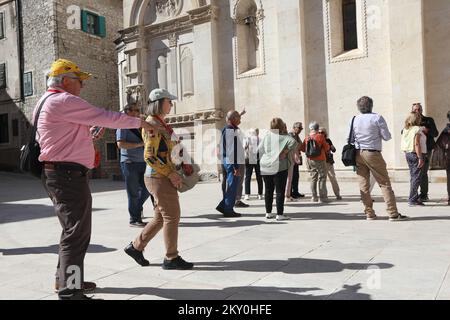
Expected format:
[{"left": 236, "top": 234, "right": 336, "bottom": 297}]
[{"left": 124, "top": 88, "right": 194, "bottom": 270}]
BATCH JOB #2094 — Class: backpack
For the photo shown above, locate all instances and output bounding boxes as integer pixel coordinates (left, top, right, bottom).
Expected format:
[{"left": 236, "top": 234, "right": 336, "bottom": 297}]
[
  {"left": 19, "top": 93, "right": 57, "bottom": 178},
  {"left": 306, "top": 137, "right": 322, "bottom": 158}
]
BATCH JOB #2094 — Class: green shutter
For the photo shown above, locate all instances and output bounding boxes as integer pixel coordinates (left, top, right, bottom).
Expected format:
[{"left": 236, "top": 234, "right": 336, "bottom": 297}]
[
  {"left": 98, "top": 16, "right": 106, "bottom": 38},
  {"left": 81, "top": 10, "right": 88, "bottom": 32}
]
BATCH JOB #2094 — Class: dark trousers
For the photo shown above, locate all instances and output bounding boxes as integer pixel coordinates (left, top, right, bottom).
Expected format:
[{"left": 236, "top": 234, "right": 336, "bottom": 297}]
[
  {"left": 447, "top": 163, "right": 450, "bottom": 200},
  {"left": 218, "top": 164, "right": 240, "bottom": 213},
  {"left": 263, "top": 170, "right": 288, "bottom": 215},
  {"left": 120, "top": 162, "right": 154, "bottom": 223},
  {"left": 292, "top": 164, "right": 300, "bottom": 195},
  {"left": 245, "top": 161, "right": 263, "bottom": 195},
  {"left": 43, "top": 165, "right": 91, "bottom": 298},
  {"left": 419, "top": 153, "right": 430, "bottom": 197},
  {"left": 405, "top": 153, "right": 422, "bottom": 204}
]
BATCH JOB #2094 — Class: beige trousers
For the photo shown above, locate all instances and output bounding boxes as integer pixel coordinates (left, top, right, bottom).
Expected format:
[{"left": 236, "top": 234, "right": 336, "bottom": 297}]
[
  {"left": 134, "top": 176, "right": 180, "bottom": 259},
  {"left": 356, "top": 150, "right": 398, "bottom": 217},
  {"left": 325, "top": 162, "right": 341, "bottom": 197}
]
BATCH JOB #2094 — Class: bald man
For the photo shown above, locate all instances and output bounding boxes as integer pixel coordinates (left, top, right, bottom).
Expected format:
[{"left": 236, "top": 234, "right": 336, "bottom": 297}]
[{"left": 216, "top": 111, "right": 245, "bottom": 217}]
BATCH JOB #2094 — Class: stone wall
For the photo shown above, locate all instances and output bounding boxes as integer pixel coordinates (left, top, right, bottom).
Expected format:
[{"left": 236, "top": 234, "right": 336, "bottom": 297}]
[
  {"left": 54, "top": 0, "right": 123, "bottom": 177},
  {"left": 424, "top": 0, "right": 450, "bottom": 133}
]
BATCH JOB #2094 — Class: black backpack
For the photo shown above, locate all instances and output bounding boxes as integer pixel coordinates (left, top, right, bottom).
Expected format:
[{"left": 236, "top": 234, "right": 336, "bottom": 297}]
[
  {"left": 306, "top": 137, "right": 322, "bottom": 157},
  {"left": 19, "top": 93, "right": 57, "bottom": 178}
]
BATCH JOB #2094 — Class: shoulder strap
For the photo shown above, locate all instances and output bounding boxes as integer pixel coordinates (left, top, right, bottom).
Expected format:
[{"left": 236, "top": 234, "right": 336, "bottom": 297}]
[
  {"left": 129, "top": 128, "right": 143, "bottom": 142},
  {"left": 348, "top": 116, "right": 356, "bottom": 144},
  {"left": 30, "top": 93, "right": 58, "bottom": 143}
]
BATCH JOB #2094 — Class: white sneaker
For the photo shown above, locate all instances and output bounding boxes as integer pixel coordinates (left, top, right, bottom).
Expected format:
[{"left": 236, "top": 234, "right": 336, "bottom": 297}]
[
  {"left": 276, "top": 215, "right": 290, "bottom": 221},
  {"left": 257, "top": 195, "right": 263, "bottom": 200},
  {"left": 265, "top": 213, "right": 276, "bottom": 219},
  {"left": 244, "top": 194, "right": 250, "bottom": 201}
]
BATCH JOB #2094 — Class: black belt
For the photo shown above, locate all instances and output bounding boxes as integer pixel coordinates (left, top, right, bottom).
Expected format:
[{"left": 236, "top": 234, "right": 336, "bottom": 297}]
[
  {"left": 44, "top": 162, "right": 89, "bottom": 174},
  {"left": 360, "top": 149, "right": 379, "bottom": 152}
]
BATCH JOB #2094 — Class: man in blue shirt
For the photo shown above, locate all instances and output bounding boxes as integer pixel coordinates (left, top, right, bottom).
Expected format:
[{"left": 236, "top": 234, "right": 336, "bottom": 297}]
[
  {"left": 216, "top": 110, "right": 244, "bottom": 217},
  {"left": 348, "top": 96, "right": 407, "bottom": 222},
  {"left": 117, "top": 103, "right": 154, "bottom": 227}
]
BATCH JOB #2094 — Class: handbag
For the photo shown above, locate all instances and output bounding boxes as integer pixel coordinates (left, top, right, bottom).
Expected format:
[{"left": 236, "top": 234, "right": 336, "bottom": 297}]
[
  {"left": 176, "top": 162, "right": 200, "bottom": 193},
  {"left": 148, "top": 116, "right": 200, "bottom": 193},
  {"left": 341, "top": 116, "right": 357, "bottom": 167},
  {"left": 19, "top": 93, "right": 58, "bottom": 178}
]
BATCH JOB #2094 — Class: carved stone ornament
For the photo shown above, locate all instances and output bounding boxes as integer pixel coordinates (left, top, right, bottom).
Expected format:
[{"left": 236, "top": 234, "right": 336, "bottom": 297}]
[{"left": 155, "top": 0, "right": 183, "bottom": 18}]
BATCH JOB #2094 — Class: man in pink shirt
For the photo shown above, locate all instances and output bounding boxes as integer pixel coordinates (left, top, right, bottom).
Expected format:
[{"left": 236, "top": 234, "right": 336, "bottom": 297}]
[{"left": 36, "top": 59, "right": 154, "bottom": 300}]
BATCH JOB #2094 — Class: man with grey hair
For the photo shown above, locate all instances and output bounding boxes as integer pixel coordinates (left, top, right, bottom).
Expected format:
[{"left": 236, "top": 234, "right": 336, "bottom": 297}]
[
  {"left": 349, "top": 96, "right": 407, "bottom": 221},
  {"left": 301, "top": 121, "right": 330, "bottom": 203},
  {"left": 36, "top": 58, "right": 155, "bottom": 299},
  {"left": 217, "top": 110, "right": 245, "bottom": 217}
]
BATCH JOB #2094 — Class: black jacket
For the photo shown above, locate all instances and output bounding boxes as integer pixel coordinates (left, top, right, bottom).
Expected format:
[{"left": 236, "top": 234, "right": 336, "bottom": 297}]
[{"left": 420, "top": 115, "right": 439, "bottom": 152}]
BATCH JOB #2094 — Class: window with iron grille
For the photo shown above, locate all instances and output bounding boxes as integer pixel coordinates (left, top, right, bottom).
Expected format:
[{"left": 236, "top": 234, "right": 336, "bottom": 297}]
[
  {"left": 0, "top": 114, "right": 9, "bottom": 143},
  {"left": 24, "top": 71, "right": 33, "bottom": 97},
  {"left": 0, "top": 63, "right": 6, "bottom": 89}
]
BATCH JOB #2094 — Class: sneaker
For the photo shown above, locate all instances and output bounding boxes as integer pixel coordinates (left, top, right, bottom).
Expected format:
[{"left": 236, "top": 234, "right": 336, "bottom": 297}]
[
  {"left": 257, "top": 194, "right": 264, "bottom": 200},
  {"left": 276, "top": 215, "right": 290, "bottom": 221},
  {"left": 389, "top": 214, "right": 409, "bottom": 221},
  {"left": 223, "top": 211, "right": 241, "bottom": 218},
  {"left": 366, "top": 214, "right": 377, "bottom": 221},
  {"left": 336, "top": 196, "right": 343, "bottom": 200},
  {"left": 54, "top": 281, "right": 96, "bottom": 293},
  {"left": 235, "top": 200, "right": 250, "bottom": 208},
  {"left": 265, "top": 213, "right": 276, "bottom": 219},
  {"left": 129, "top": 221, "right": 148, "bottom": 228},
  {"left": 311, "top": 198, "right": 319, "bottom": 203},
  {"left": 408, "top": 201, "right": 425, "bottom": 207},
  {"left": 319, "top": 198, "right": 330, "bottom": 203},
  {"left": 419, "top": 195, "right": 429, "bottom": 202},
  {"left": 244, "top": 194, "right": 250, "bottom": 200},
  {"left": 124, "top": 242, "right": 150, "bottom": 266},
  {"left": 162, "top": 256, "right": 194, "bottom": 270},
  {"left": 285, "top": 197, "right": 295, "bottom": 202}
]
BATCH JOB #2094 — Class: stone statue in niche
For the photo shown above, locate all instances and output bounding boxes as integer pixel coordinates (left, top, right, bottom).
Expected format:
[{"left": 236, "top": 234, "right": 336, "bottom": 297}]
[
  {"left": 180, "top": 47, "right": 194, "bottom": 97},
  {"left": 156, "top": 55, "right": 168, "bottom": 89},
  {"left": 155, "top": 0, "right": 182, "bottom": 18}
]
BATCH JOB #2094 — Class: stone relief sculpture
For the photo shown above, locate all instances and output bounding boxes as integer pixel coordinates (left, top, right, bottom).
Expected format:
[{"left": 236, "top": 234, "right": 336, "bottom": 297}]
[{"left": 155, "top": 0, "right": 182, "bottom": 18}]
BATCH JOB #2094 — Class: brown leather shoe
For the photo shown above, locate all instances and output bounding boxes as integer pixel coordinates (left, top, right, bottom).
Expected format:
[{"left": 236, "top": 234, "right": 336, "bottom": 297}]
[{"left": 54, "top": 281, "right": 97, "bottom": 293}]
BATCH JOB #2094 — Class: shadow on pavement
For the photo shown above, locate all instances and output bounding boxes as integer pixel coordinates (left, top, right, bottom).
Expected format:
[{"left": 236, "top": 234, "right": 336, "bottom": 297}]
[
  {"left": 0, "top": 203, "right": 108, "bottom": 224},
  {"left": 0, "top": 243, "right": 116, "bottom": 255},
  {"left": 95, "top": 283, "right": 371, "bottom": 300},
  {"left": 191, "top": 257, "right": 393, "bottom": 274},
  {"left": 0, "top": 172, "right": 125, "bottom": 203}
]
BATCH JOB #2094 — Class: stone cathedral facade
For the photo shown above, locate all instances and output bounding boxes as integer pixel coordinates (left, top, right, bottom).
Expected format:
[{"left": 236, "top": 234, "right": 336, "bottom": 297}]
[{"left": 118, "top": 0, "right": 450, "bottom": 180}]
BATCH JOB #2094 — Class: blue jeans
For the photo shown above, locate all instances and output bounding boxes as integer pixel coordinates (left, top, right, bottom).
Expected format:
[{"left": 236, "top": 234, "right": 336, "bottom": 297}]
[
  {"left": 218, "top": 164, "right": 240, "bottom": 213},
  {"left": 120, "top": 162, "right": 153, "bottom": 223},
  {"left": 405, "top": 152, "right": 422, "bottom": 204}
]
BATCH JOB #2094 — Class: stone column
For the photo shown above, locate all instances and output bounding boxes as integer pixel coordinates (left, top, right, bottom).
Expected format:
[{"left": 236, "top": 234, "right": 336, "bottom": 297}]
[{"left": 388, "top": 0, "right": 426, "bottom": 169}]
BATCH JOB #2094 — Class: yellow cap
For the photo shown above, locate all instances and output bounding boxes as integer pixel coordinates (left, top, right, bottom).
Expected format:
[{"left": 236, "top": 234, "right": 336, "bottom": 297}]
[{"left": 48, "top": 58, "right": 92, "bottom": 80}]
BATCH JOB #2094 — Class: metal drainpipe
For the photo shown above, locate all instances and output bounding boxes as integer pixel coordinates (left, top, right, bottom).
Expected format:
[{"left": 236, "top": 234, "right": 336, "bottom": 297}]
[{"left": 15, "top": 0, "right": 24, "bottom": 102}]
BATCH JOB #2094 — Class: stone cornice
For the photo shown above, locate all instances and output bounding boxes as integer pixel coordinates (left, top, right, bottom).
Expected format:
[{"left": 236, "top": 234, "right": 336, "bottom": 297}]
[
  {"left": 144, "top": 5, "right": 219, "bottom": 38},
  {"left": 165, "top": 109, "right": 223, "bottom": 126}
]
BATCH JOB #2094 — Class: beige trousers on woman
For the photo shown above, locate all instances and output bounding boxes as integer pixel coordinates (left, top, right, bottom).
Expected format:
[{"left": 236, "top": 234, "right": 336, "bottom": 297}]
[{"left": 133, "top": 175, "right": 180, "bottom": 259}]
